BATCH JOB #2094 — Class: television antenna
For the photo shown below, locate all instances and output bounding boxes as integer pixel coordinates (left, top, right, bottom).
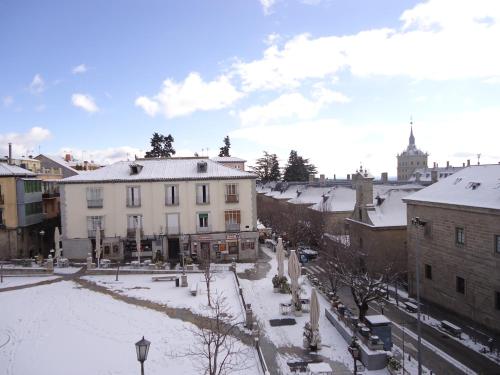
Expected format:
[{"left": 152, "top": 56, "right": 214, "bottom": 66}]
[{"left": 477, "top": 153, "right": 481, "bottom": 165}]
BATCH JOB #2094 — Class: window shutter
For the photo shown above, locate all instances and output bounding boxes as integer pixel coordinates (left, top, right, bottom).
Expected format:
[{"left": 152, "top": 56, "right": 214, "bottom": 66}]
[{"left": 196, "top": 185, "right": 203, "bottom": 203}]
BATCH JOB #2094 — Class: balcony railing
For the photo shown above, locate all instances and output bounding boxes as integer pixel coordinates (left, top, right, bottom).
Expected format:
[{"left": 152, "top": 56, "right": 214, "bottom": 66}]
[
  {"left": 0, "top": 194, "right": 4, "bottom": 205},
  {"left": 126, "top": 200, "right": 141, "bottom": 208},
  {"left": 127, "top": 228, "right": 144, "bottom": 238},
  {"left": 225, "top": 223, "right": 240, "bottom": 232},
  {"left": 196, "top": 225, "right": 212, "bottom": 233},
  {"left": 225, "top": 194, "right": 239, "bottom": 203},
  {"left": 167, "top": 226, "right": 180, "bottom": 235},
  {"left": 43, "top": 192, "right": 60, "bottom": 199},
  {"left": 88, "top": 229, "right": 105, "bottom": 238},
  {"left": 87, "top": 199, "right": 103, "bottom": 208}
]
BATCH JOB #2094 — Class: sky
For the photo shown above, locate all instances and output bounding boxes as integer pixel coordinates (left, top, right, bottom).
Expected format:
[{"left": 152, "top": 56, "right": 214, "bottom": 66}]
[{"left": 1, "top": 0, "right": 500, "bottom": 177}]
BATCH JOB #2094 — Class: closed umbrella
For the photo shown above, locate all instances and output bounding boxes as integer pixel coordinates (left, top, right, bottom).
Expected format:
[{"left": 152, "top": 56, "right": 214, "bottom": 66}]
[
  {"left": 54, "top": 227, "right": 61, "bottom": 259},
  {"left": 135, "top": 218, "right": 141, "bottom": 264},
  {"left": 95, "top": 225, "right": 102, "bottom": 268},
  {"left": 310, "top": 288, "right": 321, "bottom": 349},
  {"left": 277, "top": 237, "right": 285, "bottom": 278},
  {"left": 288, "top": 250, "right": 301, "bottom": 310}
]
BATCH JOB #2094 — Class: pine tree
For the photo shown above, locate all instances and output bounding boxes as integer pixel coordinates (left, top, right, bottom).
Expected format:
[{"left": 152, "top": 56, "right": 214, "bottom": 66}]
[
  {"left": 269, "top": 153, "right": 281, "bottom": 181},
  {"left": 283, "top": 150, "right": 317, "bottom": 181},
  {"left": 218, "top": 136, "right": 231, "bottom": 157},
  {"left": 251, "top": 151, "right": 281, "bottom": 183},
  {"left": 145, "top": 132, "right": 176, "bottom": 158}
]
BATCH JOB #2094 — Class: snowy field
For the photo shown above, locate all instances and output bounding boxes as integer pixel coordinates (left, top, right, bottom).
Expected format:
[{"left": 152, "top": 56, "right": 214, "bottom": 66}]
[
  {"left": 83, "top": 270, "right": 246, "bottom": 318},
  {"left": 0, "top": 275, "right": 60, "bottom": 289},
  {"left": 0, "top": 281, "right": 260, "bottom": 375}
]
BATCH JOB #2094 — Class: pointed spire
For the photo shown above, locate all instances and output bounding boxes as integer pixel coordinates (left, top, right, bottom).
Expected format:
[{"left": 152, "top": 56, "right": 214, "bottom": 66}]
[{"left": 409, "top": 117, "right": 415, "bottom": 146}]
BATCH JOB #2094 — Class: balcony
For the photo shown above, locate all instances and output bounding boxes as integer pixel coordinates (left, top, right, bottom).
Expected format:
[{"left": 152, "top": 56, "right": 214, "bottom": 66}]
[
  {"left": 225, "top": 194, "right": 239, "bottom": 203},
  {"left": 43, "top": 192, "right": 60, "bottom": 199},
  {"left": 87, "top": 199, "right": 103, "bottom": 208},
  {"left": 196, "top": 225, "right": 212, "bottom": 233},
  {"left": 225, "top": 223, "right": 240, "bottom": 232},
  {"left": 127, "top": 228, "right": 144, "bottom": 238},
  {"left": 88, "top": 229, "right": 105, "bottom": 238}
]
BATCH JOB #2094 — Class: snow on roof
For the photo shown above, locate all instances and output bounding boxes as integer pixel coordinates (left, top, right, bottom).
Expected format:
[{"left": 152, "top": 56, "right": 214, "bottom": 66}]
[
  {"left": 211, "top": 156, "right": 246, "bottom": 162},
  {"left": 0, "top": 163, "right": 36, "bottom": 177},
  {"left": 408, "top": 166, "right": 462, "bottom": 182},
  {"left": 60, "top": 157, "right": 256, "bottom": 183},
  {"left": 367, "top": 185, "right": 423, "bottom": 227},
  {"left": 365, "top": 314, "right": 391, "bottom": 325},
  {"left": 38, "top": 154, "right": 80, "bottom": 173},
  {"left": 311, "top": 186, "right": 356, "bottom": 212},
  {"left": 404, "top": 164, "right": 500, "bottom": 210},
  {"left": 288, "top": 186, "right": 332, "bottom": 205}
]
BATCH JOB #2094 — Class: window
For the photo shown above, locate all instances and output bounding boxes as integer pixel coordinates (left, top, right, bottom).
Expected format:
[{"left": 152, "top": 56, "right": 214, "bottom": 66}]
[
  {"left": 24, "top": 180, "right": 41, "bottom": 193},
  {"left": 228, "top": 241, "right": 238, "bottom": 254},
  {"left": 242, "top": 241, "right": 255, "bottom": 250},
  {"left": 166, "top": 213, "right": 180, "bottom": 235},
  {"left": 196, "top": 184, "right": 210, "bottom": 204},
  {"left": 0, "top": 209, "right": 4, "bottom": 225},
  {"left": 455, "top": 227, "right": 465, "bottom": 246},
  {"left": 127, "top": 214, "right": 143, "bottom": 229},
  {"left": 456, "top": 276, "right": 465, "bottom": 294},
  {"left": 225, "top": 184, "right": 239, "bottom": 203},
  {"left": 25, "top": 202, "right": 43, "bottom": 216},
  {"left": 127, "top": 186, "right": 141, "bottom": 207},
  {"left": 425, "top": 264, "right": 432, "bottom": 280},
  {"left": 424, "top": 221, "right": 432, "bottom": 238},
  {"left": 495, "top": 235, "right": 500, "bottom": 254},
  {"left": 496, "top": 291, "right": 500, "bottom": 310},
  {"left": 225, "top": 210, "right": 241, "bottom": 231},
  {"left": 87, "top": 216, "right": 104, "bottom": 237},
  {"left": 198, "top": 213, "right": 209, "bottom": 228},
  {"left": 86, "top": 187, "right": 103, "bottom": 208},
  {"left": 165, "top": 184, "right": 179, "bottom": 206}
]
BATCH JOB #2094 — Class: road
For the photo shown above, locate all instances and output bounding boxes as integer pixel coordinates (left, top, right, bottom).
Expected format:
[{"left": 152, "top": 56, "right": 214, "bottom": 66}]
[{"left": 303, "top": 260, "right": 500, "bottom": 375}]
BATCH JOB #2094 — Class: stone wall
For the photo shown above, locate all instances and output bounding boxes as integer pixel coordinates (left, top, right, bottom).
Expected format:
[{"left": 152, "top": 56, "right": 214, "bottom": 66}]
[{"left": 407, "top": 202, "right": 500, "bottom": 333}]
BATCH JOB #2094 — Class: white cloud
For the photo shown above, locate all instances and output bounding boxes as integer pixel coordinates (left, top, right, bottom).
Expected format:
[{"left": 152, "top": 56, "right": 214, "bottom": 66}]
[
  {"left": 72, "top": 64, "right": 88, "bottom": 74},
  {"left": 239, "top": 87, "right": 349, "bottom": 127},
  {"left": 29, "top": 74, "right": 45, "bottom": 94},
  {"left": 136, "top": 72, "right": 243, "bottom": 119},
  {"left": 59, "top": 146, "right": 144, "bottom": 165},
  {"left": 0, "top": 126, "right": 51, "bottom": 158},
  {"left": 235, "top": 0, "right": 500, "bottom": 91},
  {"left": 134, "top": 96, "right": 159, "bottom": 117},
  {"left": 260, "top": 0, "right": 276, "bottom": 15},
  {"left": 35, "top": 104, "right": 46, "bottom": 112},
  {"left": 3, "top": 96, "right": 13, "bottom": 107},
  {"left": 230, "top": 107, "right": 500, "bottom": 177},
  {"left": 71, "top": 93, "right": 99, "bottom": 113}
]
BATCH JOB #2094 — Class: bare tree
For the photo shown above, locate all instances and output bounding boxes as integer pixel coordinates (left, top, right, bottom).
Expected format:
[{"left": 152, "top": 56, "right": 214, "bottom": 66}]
[
  {"left": 199, "top": 255, "right": 215, "bottom": 307},
  {"left": 183, "top": 294, "right": 250, "bottom": 375}
]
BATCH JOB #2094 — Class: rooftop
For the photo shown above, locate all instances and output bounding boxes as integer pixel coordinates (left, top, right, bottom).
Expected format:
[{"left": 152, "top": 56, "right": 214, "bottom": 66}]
[
  {"left": 0, "top": 163, "right": 36, "bottom": 177},
  {"left": 404, "top": 164, "right": 500, "bottom": 210},
  {"left": 211, "top": 156, "right": 246, "bottom": 163},
  {"left": 60, "top": 157, "right": 256, "bottom": 183}
]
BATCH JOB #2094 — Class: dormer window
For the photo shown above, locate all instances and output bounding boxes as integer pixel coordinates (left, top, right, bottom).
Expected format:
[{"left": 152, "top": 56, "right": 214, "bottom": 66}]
[
  {"left": 466, "top": 182, "right": 481, "bottom": 190},
  {"left": 197, "top": 161, "right": 207, "bottom": 173},
  {"left": 129, "top": 163, "right": 143, "bottom": 175}
]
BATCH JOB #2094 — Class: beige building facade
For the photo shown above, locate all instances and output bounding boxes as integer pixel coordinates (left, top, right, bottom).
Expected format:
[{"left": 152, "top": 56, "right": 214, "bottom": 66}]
[
  {"left": 404, "top": 165, "right": 500, "bottom": 333},
  {"left": 397, "top": 126, "right": 428, "bottom": 181},
  {"left": 60, "top": 158, "right": 258, "bottom": 262}
]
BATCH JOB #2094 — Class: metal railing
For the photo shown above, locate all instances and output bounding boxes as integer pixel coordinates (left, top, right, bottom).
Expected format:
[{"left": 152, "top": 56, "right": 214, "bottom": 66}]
[
  {"left": 225, "top": 194, "right": 239, "bottom": 203},
  {"left": 225, "top": 223, "right": 240, "bottom": 232},
  {"left": 87, "top": 199, "right": 103, "bottom": 208},
  {"left": 196, "top": 225, "right": 212, "bottom": 233},
  {"left": 126, "top": 200, "right": 141, "bottom": 208}
]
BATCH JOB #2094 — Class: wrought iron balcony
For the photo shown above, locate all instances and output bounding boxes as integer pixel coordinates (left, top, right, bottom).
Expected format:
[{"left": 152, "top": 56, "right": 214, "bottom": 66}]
[
  {"left": 196, "top": 225, "right": 212, "bottom": 233},
  {"left": 225, "top": 194, "right": 239, "bottom": 203},
  {"left": 87, "top": 199, "right": 103, "bottom": 208},
  {"left": 225, "top": 223, "right": 240, "bottom": 232}
]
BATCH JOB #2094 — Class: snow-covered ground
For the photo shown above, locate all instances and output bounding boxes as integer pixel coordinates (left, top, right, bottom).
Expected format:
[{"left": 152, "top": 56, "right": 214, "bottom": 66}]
[
  {"left": 0, "top": 281, "right": 260, "bottom": 375},
  {"left": 0, "top": 275, "right": 60, "bottom": 289},
  {"left": 82, "top": 269, "right": 246, "bottom": 319}
]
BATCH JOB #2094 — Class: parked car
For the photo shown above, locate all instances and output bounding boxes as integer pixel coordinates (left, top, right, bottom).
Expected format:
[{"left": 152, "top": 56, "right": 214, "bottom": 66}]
[
  {"left": 264, "top": 239, "right": 277, "bottom": 252},
  {"left": 298, "top": 246, "right": 318, "bottom": 260}
]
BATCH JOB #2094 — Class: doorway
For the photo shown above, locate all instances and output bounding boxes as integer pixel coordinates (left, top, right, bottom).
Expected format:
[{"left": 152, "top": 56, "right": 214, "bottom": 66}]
[{"left": 168, "top": 238, "right": 180, "bottom": 260}]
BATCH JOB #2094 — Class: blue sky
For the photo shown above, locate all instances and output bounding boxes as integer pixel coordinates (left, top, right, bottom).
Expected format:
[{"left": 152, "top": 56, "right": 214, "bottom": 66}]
[{"left": 1, "top": 0, "right": 499, "bottom": 176}]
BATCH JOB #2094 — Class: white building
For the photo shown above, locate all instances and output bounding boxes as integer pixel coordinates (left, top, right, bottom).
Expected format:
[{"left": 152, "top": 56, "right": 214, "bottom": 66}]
[
  {"left": 59, "top": 157, "right": 258, "bottom": 262},
  {"left": 211, "top": 156, "right": 246, "bottom": 171}
]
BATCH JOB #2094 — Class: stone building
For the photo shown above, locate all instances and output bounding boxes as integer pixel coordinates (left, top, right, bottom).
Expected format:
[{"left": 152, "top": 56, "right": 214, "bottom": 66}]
[
  {"left": 211, "top": 156, "right": 246, "bottom": 171},
  {"left": 346, "top": 168, "right": 423, "bottom": 274},
  {"left": 397, "top": 125, "right": 428, "bottom": 181},
  {"left": 404, "top": 165, "right": 500, "bottom": 333},
  {"left": 59, "top": 157, "right": 258, "bottom": 262}
]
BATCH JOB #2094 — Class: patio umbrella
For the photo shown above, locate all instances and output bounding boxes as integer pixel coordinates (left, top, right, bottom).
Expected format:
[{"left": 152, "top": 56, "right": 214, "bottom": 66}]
[
  {"left": 135, "top": 218, "right": 141, "bottom": 264},
  {"left": 310, "top": 288, "right": 321, "bottom": 348},
  {"left": 95, "top": 225, "right": 102, "bottom": 268},
  {"left": 54, "top": 227, "right": 61, "bottom": 259},
  {"left": 288, "top": 250, "right": 301, "bottom": 310},
  {"left": 277, "top": 237, "right": 285, "bottom": 278}
]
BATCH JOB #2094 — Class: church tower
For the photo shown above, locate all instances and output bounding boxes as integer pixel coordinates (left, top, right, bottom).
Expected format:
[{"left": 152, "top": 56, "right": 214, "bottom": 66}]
[{"left": 397, "top": 121, "right": 428, "bottom": 181}]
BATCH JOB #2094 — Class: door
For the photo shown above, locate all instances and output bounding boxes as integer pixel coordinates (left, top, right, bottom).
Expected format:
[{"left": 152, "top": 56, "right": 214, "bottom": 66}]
[
  {"left": 168, "top": 238, "right": 180, "bottom": 260},
  {"left": 201, "top": 242, "right": 210, "bottom": 261}
]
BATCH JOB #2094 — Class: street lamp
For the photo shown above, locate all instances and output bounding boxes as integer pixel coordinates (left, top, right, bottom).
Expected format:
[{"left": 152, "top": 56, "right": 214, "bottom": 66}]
[
  {"left": 411, "top": 217, "right": 426, "bottom": 375},
  {"left": 135, "top": 336, "right": 150, "bottom": 375},
  {"left": 39, "top": 230, "right": 45, "bottom": 256}
]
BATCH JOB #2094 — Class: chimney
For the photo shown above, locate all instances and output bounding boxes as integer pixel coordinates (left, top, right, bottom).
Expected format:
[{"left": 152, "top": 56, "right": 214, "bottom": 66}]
[
  {"left": 320, "top": 174, "right": 325, "bottom": 186},
  {"left": 65, "top": 154, "right": 72, "bottom": 162},
  {"left": 446, "top": 161, "right": 450, "bottom": 168},
  {"left": 381, "top": 172, "right": 388, "bottom": 183},
  {"left": 431, "top": 170, "right": 438, "bottom": 183},
  {"left": 463, "top": 162, "right": 465, "bottom": 167},
  {"left": 347, "top": 174, "right": 351, "bottom": 181},
  {"left": 467, "top": 159, "right": 470, "bottom": 167},
  {"left": 8, "top": 142, "right": 12, "bottom": 165},
  {"left": 433, "top": 162, "right": 436, "bottom": 168}
]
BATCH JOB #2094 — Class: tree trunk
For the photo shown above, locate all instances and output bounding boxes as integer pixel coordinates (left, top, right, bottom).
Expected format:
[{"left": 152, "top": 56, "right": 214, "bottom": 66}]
[{"left": 359, "top": 301, "right": 369, "bottom": 320}]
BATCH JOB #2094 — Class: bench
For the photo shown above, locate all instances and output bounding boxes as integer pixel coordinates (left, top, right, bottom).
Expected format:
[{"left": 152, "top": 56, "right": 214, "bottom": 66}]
[
  {"left": 404, "top": 302, "right": 418, "bottom": 313},
  {"left": 441, "top": 320, "right": 462, "bottom": 338},
  {"left": 152, "top": 276, "right": 177, "bottom": 282},
  {"left": 190, "top": 283, "right": 198, "bottom": 296}
]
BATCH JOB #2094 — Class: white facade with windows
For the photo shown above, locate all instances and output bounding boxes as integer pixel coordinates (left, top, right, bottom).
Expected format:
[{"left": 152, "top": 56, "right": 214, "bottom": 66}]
[{"left": 60, "top": 157, "right": 258, "bottom": 261}]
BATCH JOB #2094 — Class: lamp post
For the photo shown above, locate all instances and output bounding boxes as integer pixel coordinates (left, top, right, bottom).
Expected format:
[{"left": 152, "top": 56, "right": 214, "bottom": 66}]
[
  {"left": 411, "top": 217, "right": 426, "bottom": 375},
  {"left": 39, "top": 229, "right": 45, "bottom": 256},
  {"left": 135, "top": 336, "right": 150, "bottom": 375}
]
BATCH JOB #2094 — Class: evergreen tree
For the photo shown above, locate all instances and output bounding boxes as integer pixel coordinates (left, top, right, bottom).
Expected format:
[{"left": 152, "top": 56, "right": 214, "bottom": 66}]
[
  {"left": 145, "top": 132, "right": 176, "bottom": 158},
  {"left": 251, "top": 151, "right": 281, "bottom": 183},
  {"left": 218, "top": 135, "right": 231, "bottom": 157},
  {"left": 283, "top": 150, "right": 317, "bottom": 182}
]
